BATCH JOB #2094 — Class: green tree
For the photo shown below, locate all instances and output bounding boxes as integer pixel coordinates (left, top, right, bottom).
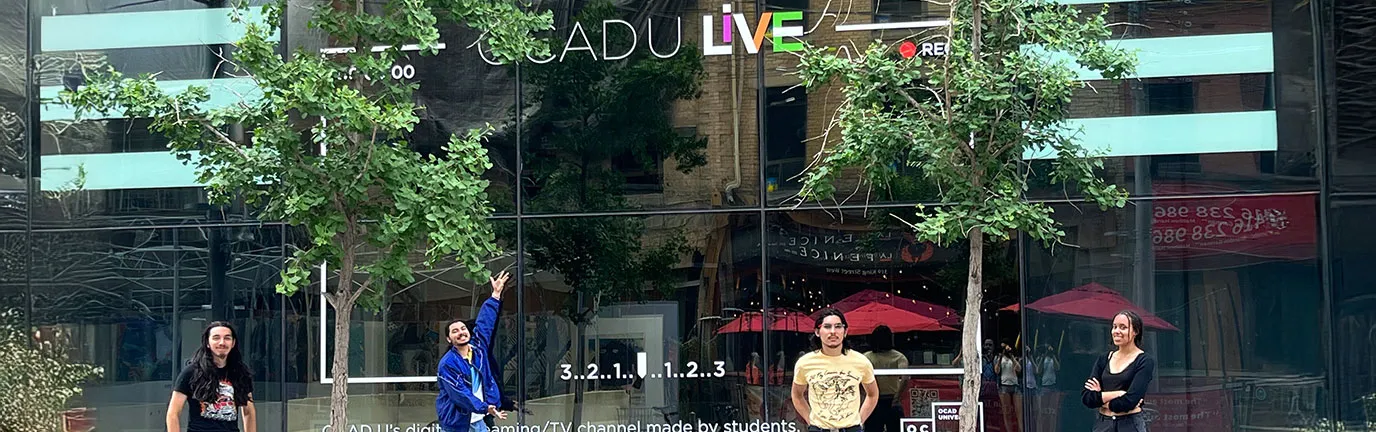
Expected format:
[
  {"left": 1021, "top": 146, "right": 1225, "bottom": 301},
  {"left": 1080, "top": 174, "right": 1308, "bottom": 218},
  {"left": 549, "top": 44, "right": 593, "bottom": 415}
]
[
  {"left": 791, "top": 0, "right": 1135, "bottom": 429},
  {"left": 0, "top": 309, "right": 103, "bottom": 432},
  {"left": 57, "top": 0, "right": 552, "bottom": 430},
  {"left": 517, "top": 1, "right": 704, "bottom": 424}
]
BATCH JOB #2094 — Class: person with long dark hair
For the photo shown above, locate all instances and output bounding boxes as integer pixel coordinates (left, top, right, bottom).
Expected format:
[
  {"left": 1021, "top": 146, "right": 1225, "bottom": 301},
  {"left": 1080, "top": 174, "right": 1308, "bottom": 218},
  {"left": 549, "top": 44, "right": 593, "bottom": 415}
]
[
  {"left": 1082, "top": 310, "right": 1156, "bottom": 431},
  {"left": 167, "top": 321, "right": 256, "bottom": 432},
  {"left": 791, "top": 308, "right": 878, "bottom": 432}
]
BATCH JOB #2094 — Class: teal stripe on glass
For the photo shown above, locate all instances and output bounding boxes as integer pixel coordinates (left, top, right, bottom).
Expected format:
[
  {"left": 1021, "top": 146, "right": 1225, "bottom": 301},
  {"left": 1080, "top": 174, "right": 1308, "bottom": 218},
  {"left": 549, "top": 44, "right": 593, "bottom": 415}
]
[
  {"left": 48, "top": 111, "right": 1277, "bottom": 191},
  {"left": 40, "top": 152, "right": 201, "bottom": 191},
  {"left": 1024, "top": 111, "right": 1278, "bottom": 160},
  {"left": 1030, "top": 32, "right": 1274, "bottom": 80},
  {"left": 41, "top": 77, "right": 261, "bottom": 121},
  {"left": 41, "top": 8, "right": 276, "bottom": 53}
]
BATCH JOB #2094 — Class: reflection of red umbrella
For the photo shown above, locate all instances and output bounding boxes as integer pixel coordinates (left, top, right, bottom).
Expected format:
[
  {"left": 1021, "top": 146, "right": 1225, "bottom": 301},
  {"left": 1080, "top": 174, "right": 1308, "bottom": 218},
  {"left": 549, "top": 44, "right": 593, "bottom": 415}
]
[
  {"left": 818, "top": 289, "right": 961, "bottom": 326},
  {"left": 1014, "top": 283, "right": 1177, "bottom": 331},
  {"left": 718, "top": 309, "right": 816, "bottom": 334},
  {"left": 843, "top": 302, "right": 956, "bottom": 335}
]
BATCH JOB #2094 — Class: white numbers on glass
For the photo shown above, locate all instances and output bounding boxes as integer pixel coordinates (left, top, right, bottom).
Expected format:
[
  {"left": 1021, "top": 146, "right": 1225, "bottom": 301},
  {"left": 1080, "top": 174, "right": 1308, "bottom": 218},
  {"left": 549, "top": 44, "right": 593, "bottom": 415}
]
[{"left": 390, "top": 64, "right": 416, "bottom": 80}]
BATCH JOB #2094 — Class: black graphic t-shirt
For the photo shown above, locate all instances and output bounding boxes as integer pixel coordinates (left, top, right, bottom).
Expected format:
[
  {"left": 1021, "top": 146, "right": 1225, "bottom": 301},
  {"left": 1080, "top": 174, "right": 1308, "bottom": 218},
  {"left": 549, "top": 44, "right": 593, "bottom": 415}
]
[{"left": 174, "top": 365, "right": 252, "bottom": 431}]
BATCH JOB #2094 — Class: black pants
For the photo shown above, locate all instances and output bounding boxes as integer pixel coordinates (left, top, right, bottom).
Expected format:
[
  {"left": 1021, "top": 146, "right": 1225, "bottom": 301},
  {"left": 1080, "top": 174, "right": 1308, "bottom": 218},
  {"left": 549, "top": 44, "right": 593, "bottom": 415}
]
[
  {"left": 863, "top": 395, "right": 900, "bottom": 432},
  {"left": 1092, "top": 413, "right": 1147, "bottom": 432}
]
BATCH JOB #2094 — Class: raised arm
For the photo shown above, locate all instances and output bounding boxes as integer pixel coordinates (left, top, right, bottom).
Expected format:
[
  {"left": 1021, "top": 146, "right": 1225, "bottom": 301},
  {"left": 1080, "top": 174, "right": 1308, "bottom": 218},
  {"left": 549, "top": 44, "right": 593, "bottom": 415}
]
[
  {"left": 473, "top": 271, "right": 510, "bottom": 349},
  {"left": 1106, "top": 356, "right": 1156, "bottom": 413}
]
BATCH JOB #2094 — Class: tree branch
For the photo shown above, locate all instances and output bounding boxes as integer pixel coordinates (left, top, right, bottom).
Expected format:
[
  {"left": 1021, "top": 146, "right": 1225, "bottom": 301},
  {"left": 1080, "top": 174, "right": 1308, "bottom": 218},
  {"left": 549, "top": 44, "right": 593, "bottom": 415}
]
[
  {"left": 198, "top": 119, "right": 250, "bottom": 158},
  {"left": 353, "top": 125, "right": 378, "bottom": 184}
]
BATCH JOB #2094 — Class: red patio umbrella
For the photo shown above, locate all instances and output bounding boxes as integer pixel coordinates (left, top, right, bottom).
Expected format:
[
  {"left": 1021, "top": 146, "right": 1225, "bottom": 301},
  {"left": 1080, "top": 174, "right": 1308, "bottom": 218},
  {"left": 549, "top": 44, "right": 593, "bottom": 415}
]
[
  {"left": 842, "top": 302, "right": 956, "bottom": 335},
  {"left": 818, "top": 289, "right": 962, "bottom": 326},
  {"left": 1016, "top": 282, "right": 1178, "bottom": 331},
  {"left": 717, "top": 309, "right": 816, "bottom": 334}
]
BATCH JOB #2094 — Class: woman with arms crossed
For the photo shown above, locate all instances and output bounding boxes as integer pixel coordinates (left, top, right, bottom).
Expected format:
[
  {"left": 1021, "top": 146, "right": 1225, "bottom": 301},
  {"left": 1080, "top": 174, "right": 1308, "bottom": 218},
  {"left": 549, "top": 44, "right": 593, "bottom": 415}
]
[
  {"left": 167, "top": 321, "right": 256, "bottom": 432},
  {"left": 1082, "top": 310, "right": 1155, "bottom": 432}
]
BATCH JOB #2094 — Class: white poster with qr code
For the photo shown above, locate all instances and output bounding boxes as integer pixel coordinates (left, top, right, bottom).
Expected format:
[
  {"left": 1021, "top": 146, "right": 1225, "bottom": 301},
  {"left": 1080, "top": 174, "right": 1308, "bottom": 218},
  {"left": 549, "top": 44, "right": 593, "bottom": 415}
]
[{"left": 908, "top": 388, "right": 939, "bottom": 418}]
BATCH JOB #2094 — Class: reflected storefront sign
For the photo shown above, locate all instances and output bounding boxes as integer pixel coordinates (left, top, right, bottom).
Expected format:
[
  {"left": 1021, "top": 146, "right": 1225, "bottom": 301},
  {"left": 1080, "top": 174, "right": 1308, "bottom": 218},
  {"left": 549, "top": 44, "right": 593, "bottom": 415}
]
[
  {"left": 1152, "top": 193, "right": 1317, "bottom": 262},
  {"left": 733, "top": 220, "right": 958, "bottom": 278}
]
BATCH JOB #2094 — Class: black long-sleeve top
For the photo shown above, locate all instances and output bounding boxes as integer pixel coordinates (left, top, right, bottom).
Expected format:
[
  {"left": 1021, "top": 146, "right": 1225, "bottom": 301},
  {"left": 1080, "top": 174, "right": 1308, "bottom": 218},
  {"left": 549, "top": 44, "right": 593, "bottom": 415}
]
[{"left": 1080, "top": 351, "right": 1155, "bottom": 413}]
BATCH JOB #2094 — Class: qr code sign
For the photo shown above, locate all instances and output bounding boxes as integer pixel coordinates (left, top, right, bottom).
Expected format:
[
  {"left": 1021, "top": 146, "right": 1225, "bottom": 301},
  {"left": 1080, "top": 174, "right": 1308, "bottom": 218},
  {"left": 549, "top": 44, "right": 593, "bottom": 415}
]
[{"left": 909, "top": 388, "right": 939, "bottom": 418}]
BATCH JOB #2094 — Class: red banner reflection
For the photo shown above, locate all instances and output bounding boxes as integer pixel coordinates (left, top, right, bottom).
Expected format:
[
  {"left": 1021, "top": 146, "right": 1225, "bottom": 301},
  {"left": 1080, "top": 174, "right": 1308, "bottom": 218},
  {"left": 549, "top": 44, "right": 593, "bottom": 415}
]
[{"left": 1152, "top": 193, "right": 1316, "bottom": 262}]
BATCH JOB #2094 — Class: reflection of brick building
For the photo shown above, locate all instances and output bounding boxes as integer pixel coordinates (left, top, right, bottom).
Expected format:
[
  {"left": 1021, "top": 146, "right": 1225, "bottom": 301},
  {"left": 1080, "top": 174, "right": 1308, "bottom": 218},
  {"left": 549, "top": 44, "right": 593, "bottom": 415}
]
[
  {"left": 665, "top": 0, "right": 942, "bottom": 206},
  {"left": 655, "top": 0, "right": 1306, "bottom": 209}
]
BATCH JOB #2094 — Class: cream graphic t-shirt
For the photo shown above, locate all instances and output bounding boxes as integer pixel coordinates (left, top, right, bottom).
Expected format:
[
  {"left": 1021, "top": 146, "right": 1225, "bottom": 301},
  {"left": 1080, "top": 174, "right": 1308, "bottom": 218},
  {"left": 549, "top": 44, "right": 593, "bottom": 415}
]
[{"left": 793, "top": 350, "right": 876, "bottom": 429}]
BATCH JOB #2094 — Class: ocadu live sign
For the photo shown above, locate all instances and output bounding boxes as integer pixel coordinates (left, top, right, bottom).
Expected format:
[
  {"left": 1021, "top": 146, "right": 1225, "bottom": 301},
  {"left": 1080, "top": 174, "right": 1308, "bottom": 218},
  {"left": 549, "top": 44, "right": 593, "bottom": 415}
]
[{"left": 475, "top": 3, "right": 943, "bottom": 64}]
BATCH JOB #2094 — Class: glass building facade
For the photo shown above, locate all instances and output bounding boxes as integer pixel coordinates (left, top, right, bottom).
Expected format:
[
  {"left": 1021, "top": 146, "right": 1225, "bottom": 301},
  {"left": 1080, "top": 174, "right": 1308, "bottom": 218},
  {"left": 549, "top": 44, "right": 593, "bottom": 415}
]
[{"left": 0, "top": 0, "right": 1372, "bottom": 431}]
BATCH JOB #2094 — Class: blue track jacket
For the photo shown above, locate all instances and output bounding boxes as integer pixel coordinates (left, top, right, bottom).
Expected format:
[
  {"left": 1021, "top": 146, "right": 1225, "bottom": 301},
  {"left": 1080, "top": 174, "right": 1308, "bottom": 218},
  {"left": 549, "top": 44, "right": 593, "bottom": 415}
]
[{"left": 437, "top": 296, "right": 502, "bottom": 431}]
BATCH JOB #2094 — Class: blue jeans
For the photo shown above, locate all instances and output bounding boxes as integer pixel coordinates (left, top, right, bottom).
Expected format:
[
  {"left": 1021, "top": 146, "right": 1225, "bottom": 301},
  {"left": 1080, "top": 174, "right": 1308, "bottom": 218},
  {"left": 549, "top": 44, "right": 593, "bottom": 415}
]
[{"left": 442, "top": 420, "right": 489, "bottom": 432}]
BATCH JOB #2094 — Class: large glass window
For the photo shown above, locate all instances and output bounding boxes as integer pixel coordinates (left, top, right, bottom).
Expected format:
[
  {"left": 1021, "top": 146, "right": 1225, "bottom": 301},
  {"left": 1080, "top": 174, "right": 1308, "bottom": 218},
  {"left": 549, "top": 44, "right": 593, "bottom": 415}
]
[
  {"left": 1028, "top": 0, "right": 1319, "bottom": 200},
  {"left": 33, "top": 0, "right": 265, "bottom": 227},
  {"left": 763, "top": 0, "right": 947, "bottom": 206},
  {"left": 0, "top": 0, "right": 24, "bottom": 231},
  {"left": 1023, "top": 196, "right": 1324, "bottom": 431},
  {"left": 27, "top": 225, "right": 284, "bottom": 431},
  {"left": 0, "top": 232, "right": 26, "bottom": 328},
  {"left": 1328, "top": 1, "right": 1376, "bottom": 428},
  {"left": 763, "top": 209, "right": 1018, "bottom": 432},
  {"left": 521, "top": 213, "right": 762, "bottom": 432},
  {"left": 519, "top": 1, "right": 752, "bottom": 213},
  {"left": 283, "top": 220, "right": 519, "bottom": 430},
  {"left": 1330, "top": 198, "right": 1376, "bottom": 429},
  {"left": 1328, "top": 0, "right": 1376, "bottom": 191},
  {"left": 409, "top": 23, "right": 519, "bottom": 216}
]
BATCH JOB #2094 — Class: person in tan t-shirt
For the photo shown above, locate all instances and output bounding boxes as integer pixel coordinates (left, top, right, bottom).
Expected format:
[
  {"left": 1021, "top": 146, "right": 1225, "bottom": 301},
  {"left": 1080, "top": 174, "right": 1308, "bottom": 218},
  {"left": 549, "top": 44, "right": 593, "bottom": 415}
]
[
  {"left": 792, "top": 308, "right": 879, "bottom": 432},
  {"left": 863, "top": 326, "right": 908, "bottom": 432}
]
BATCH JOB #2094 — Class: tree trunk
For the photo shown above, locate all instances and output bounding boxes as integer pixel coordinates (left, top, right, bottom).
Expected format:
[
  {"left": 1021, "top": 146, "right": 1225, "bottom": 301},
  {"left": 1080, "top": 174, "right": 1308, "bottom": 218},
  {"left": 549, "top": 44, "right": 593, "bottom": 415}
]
[
  {"left": 330, "top": 263, "right": 357, "bottom": 432},
  {"left": 959, "top": 227, "right": 984, "bottom": 432},
  {"left": 961, "top": 0, "right": 985, "bottom": 426}
]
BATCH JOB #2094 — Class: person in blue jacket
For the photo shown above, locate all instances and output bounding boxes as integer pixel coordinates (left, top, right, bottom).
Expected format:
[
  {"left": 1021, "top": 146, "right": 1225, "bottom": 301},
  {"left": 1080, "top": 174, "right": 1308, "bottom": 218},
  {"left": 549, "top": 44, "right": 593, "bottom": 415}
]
[{"left": 438, "top": 271, "right": 511, "bottom": 432}]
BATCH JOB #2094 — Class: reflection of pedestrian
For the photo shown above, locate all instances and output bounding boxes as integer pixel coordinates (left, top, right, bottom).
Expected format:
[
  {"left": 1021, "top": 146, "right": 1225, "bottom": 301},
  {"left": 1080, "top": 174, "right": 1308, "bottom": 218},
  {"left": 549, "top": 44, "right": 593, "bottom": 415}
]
[
  {"left": 1033, "top": 344, "right": 1062, "bottom": 432},
  {"left": 746, "top": 352, "right": 765, "bottom": 420},
  {"left": 791, "top": 309, "right": 879, "bottom": 432},
  {"left": 863, "top": 326, "right": 907, "bottom": 432},
  {"left": 747, "top": 352, "right": 765, "bottom": 385},
  {"left": 993, "top": 343, "right": 1022, "bottom": 432},
  {"left": 1023, "top": 346, "right": 1039, "bottom": 395},
  {"left": 1082, "top": 310, "right": 1155, "bottom": 432},
  {"left": 166, "top": 321, "right": 257, "bottom": 432},
  {"left": 1038, "top": 344, "right": 1059, "bottom": 389},
  {"left": 771, "top": 351, "right": 787, "bottom": 385},
  {"left": 437, "top": 272, "right": 511, "bottom": 432}
]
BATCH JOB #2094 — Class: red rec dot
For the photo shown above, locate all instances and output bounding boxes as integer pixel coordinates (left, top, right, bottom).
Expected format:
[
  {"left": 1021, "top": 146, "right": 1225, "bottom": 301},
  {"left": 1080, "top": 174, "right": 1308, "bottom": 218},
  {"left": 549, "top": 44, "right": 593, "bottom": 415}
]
[{"left": 899, "top": 41, "right": 917, "bottom": 59}]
